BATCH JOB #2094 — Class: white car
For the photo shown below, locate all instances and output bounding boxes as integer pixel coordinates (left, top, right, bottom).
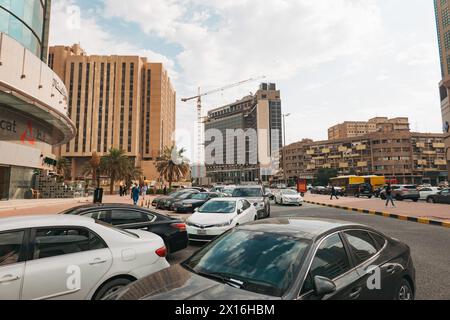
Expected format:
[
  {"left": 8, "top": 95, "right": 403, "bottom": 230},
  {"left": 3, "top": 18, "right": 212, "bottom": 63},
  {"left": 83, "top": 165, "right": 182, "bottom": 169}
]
[
  {"left": 0, "top": 215, "right": 169, "bottom": 300},
  {"left": 274, "top": 189, "right": 304, "bottom": 206},
  {"left": 186, "top": 198, "right": 257, "bottom": 242},
  {"left": 418, "top": 187, "right": 442, "bottom": 200}
]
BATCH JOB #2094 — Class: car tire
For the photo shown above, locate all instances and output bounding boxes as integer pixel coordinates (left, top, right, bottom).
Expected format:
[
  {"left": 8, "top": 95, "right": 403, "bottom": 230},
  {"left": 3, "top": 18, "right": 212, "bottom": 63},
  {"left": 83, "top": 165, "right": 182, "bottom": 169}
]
[
  {"left": 395, "top": 278, "right": 414, "bottom": 301},
  {"left": 93, "top": 278, "right": 134, "bottom": 300},
  {"left": 427, "top": 198, "right": 435, "bottom": 204},
  {"left": 413, "top": 199, "right": 419, "bottom": 203}
]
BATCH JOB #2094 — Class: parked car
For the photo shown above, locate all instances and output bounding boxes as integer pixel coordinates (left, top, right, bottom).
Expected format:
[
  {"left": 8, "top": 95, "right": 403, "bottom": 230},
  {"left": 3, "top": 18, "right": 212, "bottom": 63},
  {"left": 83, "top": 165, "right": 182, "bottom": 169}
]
[
  {"left": 186, "top": 198, "right": 258, "bottom": 242},
  {"left": 0, "top": 215, "right": 169, "bottom": 300},
  {"left": 345, "top": 183, "right": 373, "bottom": 198},
  {"left": 60, "top": 204, "right": 188, "bottom": 254},
  {"left": 173, "top": 192, "right": 221, "bottom": 213},
  {"left": 311, "top": 186, "right": 327, "bottom": 194},
  {"left": 109, "top": 217, "right": 415, "bottom": 301},
  {"left": 426, "top": 189, "right": 450, "bottom": 204},
  {"left": 154, "top": 190, "right": 200, "bottom": 210},
  {"left": 380, "top": 185, "right": 420, "bottom": 202},
  {"left": 274, "top": 189, "right": 304, "bottom": 206},
  {"left": 418, "top": 187, "right": 441, "bottom": 201},
  {"left": 232, "top": 186, "right": 271, "bottom": 219}
]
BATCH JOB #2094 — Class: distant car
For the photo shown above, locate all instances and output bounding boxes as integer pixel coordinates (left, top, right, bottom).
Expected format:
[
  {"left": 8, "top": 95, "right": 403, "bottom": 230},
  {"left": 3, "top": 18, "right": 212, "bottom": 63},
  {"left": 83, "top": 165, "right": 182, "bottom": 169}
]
[
  {"left": 274, "top": 189, "right": 304, "bottom": 206},
  {"left": 173, "top": 192, "right": 221, "bottom": 213},
  {"left": 60, "top": 204, "right": 188, "bottom": 254},
  {"left": 109, "top": 218, "right": 415, "bottom": 301},
  {"left": 311, "top": 186, "right": 327, "bottom": 194},
  {"left": 189, "top": 187, "right": 210, "bottom": 192},
  {"left": 186, "top": 198, "right": 258, "bottom": 242},
  {"left": 154, "top": 190, "right": 200, "bottom": 210},
  {"left": 0, "top": 215, "right": 169, "bottom": 300},
  {"left": 380, "top": 185, "right": 420, "bottom": 202},
  {"left": 426, "top": 189, "right": 450, "bottom": 204},
  {"left": 345, "top": 183, "right": 373, "bottom": 198},
  {"left": 418, "top": 187, "right": 441, "bottom": 201},
  {"left": 232, "top": 186, "right": 271, "bottom": 219},
  {"left": 210, "top": 186, "right": 225, "bottom": 193}
]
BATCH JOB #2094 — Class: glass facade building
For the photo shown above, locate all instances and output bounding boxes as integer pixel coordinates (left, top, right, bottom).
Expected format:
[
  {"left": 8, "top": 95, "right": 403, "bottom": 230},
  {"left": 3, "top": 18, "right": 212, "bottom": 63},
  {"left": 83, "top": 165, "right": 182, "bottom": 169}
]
[{"left": 0, "top": 0, "right": 50, "bottom": 60}]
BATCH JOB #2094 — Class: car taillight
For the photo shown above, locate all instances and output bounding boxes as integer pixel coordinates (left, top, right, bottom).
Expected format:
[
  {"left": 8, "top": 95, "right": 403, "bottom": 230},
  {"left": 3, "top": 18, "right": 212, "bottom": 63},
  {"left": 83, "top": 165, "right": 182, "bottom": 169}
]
[
  {"left": 155, "top": 246, "right": 167, "bottom": 258},
  {"left": 171, "top": 223, "right": 187, "bottom": 232}
]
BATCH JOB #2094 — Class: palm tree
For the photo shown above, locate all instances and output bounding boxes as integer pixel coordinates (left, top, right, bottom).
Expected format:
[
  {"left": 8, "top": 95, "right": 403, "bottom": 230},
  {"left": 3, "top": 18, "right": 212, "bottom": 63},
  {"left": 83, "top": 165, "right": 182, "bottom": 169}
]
[
  {"left": 101, "top": 148, "right": 133, "bottom": 195},
  {"left": 156, "top": 146, "right": 190, "bottom": 188},
  {"left": 56, "top": 157, "right": 71, "bottom": 181},
  {"left": 124, "top": 160, "right": 143, "bottom": 188}
]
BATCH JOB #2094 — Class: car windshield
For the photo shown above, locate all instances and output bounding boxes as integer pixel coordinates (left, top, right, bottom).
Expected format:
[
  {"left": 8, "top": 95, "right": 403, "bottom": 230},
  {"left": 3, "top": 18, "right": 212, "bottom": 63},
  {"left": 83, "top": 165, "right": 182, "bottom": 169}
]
[
  {"left": 183, "top": 230, "right": 310, "bottom": 297},
  {"left": 169, "top": 191, "right": 183, "bottom": 197},
  {"left": 198, "top": 201, "right": 236, "bottom": 214},
  {"left": 281, "top": 190, "right": 297, "bottom": 195},
  {"left": 191, "top": 193, "right": 210, "bottom": 200},
  {"left": 232, "top": 188, "right": 262, "bottom": 197},
  {"left": 177, "top": 192, "right": 196, "bottom": 199}
]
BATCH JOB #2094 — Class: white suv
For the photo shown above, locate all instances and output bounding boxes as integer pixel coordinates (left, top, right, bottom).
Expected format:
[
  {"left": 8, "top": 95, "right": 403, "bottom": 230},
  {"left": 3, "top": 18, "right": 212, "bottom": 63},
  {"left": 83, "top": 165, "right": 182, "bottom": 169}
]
[{"left": 0, "top": 215, "right": 169, "bottom": 300}]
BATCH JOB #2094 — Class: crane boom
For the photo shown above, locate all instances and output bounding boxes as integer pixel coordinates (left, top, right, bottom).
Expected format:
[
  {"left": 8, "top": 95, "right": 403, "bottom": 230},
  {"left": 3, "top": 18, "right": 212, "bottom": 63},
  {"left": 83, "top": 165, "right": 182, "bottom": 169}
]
[{"left": 181, "top": 76, "right": 266, "bottom": 102}]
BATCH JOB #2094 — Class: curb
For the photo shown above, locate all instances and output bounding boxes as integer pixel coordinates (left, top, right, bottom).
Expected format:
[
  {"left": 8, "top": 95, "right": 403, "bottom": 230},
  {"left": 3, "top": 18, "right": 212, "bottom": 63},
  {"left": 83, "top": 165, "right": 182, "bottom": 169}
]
[{"left": 304, "top": 201, "right": 450, "bottom": 229}]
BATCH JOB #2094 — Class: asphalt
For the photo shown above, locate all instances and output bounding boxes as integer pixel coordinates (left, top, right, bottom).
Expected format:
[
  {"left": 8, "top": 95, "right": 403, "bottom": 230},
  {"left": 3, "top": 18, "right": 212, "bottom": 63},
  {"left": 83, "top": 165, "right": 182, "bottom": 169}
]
[{"left": 168, "top": 202, "right": 450, "bottom": 300}]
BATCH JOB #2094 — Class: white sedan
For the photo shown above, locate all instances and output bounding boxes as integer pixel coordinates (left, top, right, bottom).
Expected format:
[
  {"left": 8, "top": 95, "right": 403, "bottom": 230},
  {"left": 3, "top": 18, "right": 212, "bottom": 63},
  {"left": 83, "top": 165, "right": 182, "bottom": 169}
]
[
  {"left": 186, "top": 198, "right": 257, "bottom": 242},
  {"left": 0, "top": 215, "right": 169, "bottom": 300},
  {"left": 418, "top": 187, "right": 441, "bottom": 200},
  {"left": 274, "top": 189, "right": 304, "bottom": 206}
]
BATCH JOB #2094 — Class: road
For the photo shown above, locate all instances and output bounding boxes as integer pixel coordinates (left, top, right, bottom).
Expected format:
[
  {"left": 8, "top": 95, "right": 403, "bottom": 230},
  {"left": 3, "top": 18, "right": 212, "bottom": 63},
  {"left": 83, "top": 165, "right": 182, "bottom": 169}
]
[{"left": 168, "top": 202, "right": 450, "bottom": 300}]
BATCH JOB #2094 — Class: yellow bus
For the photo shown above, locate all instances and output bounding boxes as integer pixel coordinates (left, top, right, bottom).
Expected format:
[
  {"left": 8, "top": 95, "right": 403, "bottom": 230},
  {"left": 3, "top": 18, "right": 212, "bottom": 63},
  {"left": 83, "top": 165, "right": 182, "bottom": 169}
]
[
  {"left": 330, "top": 176, "right": 365, "bottom": 188},
  {"left": 363, "top": 175, "right": 386, "bottom": 189}
]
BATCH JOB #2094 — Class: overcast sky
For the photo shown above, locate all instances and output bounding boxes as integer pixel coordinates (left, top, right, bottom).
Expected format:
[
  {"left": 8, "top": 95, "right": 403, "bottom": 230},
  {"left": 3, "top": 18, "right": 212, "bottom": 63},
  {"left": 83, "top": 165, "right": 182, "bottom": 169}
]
[{"left": 49, "top": 0, "right": 443, "bottom": 160}]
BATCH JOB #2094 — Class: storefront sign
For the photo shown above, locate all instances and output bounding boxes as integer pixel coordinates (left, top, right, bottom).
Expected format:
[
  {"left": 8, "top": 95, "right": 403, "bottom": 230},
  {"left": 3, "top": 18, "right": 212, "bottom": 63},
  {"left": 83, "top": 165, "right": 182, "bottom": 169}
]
[{"left": 0, "top": 110, "right": 52, "bottom": 145}]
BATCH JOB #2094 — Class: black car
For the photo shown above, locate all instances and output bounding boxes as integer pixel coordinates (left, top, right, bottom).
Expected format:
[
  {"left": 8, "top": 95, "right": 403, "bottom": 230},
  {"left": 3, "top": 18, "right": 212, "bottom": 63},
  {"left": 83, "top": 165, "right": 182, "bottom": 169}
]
[
  {"left": 345, "top": 183, "right": 374, "bottom": 198},
  {"left": 426, "top": 188, "right": 450, "bottom": 204},
  {"left": 60, "top": 204, "right": 188, "bottom": 254},
  {"left": 108, "top": 218, "right": 415, "bottom": 300},
  {"left": 173, "top": 192, "right": 221, "bottom": 213},
  {"left": 153, "top": 190, "right": 200, "bottom": 210}
]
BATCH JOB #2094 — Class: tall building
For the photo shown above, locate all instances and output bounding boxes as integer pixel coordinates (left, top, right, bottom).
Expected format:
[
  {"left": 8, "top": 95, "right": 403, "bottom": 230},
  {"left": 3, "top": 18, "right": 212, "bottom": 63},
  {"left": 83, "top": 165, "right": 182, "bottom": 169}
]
[
  {"left": 48, "top": 44, "right": 176, "bottom": 184},
  {"left": 0, "top": 0, "right": 76, "bottom": 200},
  {"left": 328, "top": 117, "right": 410, "bottom": 140},
  {"left": 204, "top": 83, "right": 282, "bottom": 184},
  {"left": 283, "top": 119, "right": 447, "bottom": 186},
  {"left": 434, "top": 0, "right": 450, "bottom": 175}
]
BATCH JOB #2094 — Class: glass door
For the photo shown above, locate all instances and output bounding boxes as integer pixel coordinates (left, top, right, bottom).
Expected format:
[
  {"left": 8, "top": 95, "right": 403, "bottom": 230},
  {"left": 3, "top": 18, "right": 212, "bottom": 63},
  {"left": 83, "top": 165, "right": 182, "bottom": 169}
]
[{"left": 0, "top": 166, "right": 11, "bottom": 200}]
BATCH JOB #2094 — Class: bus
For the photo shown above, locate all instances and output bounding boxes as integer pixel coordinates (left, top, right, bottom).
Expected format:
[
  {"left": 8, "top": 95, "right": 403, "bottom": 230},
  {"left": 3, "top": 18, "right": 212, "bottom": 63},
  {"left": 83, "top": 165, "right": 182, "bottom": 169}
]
[
  {"left": 363, "top": 176, "right": 386, "bottom": 189},
  {"left": 330, "top": 176, "right": 365, "bottom": 188}
]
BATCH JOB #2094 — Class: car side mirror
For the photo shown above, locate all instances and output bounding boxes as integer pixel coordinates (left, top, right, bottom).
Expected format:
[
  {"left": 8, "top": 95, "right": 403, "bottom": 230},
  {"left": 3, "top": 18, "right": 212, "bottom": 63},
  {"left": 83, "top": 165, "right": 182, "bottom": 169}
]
[
  {"left": 237, "top": 209, "right": 243, "bottom": 215},
  {"left": 313, "top": 276, "right": 336, "bottom": 297}
]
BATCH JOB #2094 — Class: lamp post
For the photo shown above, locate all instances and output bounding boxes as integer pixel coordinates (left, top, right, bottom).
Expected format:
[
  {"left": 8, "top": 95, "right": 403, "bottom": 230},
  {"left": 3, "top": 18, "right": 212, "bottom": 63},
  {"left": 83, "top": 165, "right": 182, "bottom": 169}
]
[{"left": 282, "top": 113, "right": 291, "bottom": 183}]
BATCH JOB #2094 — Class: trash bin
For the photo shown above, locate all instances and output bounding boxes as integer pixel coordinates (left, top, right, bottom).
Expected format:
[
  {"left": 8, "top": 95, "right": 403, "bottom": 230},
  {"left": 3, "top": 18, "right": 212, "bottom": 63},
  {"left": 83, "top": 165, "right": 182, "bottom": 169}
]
[{"left": 94, "top": 188, "right": 104, "bottom": 204}]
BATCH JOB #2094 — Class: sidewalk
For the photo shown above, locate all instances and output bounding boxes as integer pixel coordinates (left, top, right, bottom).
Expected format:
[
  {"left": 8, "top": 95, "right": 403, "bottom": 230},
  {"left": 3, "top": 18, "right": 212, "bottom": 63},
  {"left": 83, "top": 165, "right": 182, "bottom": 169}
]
[{"left": 304, "top": 194, "right": 450, "bottom": 228}]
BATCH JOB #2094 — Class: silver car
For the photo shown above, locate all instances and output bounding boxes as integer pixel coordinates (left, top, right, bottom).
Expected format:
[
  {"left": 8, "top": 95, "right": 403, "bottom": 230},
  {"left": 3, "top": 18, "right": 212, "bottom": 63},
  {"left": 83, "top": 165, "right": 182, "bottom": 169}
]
[{"left": 232, "top": 186, "right": 271, "bottom": 219}]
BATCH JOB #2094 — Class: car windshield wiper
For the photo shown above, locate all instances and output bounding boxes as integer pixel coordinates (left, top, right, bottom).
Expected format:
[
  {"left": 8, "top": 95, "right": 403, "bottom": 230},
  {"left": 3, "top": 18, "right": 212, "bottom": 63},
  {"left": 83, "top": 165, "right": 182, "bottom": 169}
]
[{"left": 181, "top": 264, "right": 243, "bottom": 288}]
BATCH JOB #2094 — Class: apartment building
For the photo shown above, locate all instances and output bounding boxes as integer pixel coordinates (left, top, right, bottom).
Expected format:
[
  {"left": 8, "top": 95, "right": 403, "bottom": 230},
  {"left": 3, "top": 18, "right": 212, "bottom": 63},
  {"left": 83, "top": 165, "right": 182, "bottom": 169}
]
[
  {"left": 283, "top": 126, "right": 447, "bottom": 186},
  {"left": 48, "top": 44, "right": 176, "bottom": 183}
]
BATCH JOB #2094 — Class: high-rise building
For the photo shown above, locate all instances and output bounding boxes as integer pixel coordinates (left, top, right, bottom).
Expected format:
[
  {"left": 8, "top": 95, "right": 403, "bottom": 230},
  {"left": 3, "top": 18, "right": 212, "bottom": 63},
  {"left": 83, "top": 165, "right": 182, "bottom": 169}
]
[
  {"left": 204, "top": 83, "right": 282, "bottom": 184},
  {"left": 0, "top": 0, "right": 76, "bottom": 200},
  {"left": 434, "top": 0, "right": 450, "bottom": 174},
  {"left": 48, "top": 44, "right": 176, "bottom": 185},
  {"left": 328, "top": 117, "right": 410, "bottom": 140}
]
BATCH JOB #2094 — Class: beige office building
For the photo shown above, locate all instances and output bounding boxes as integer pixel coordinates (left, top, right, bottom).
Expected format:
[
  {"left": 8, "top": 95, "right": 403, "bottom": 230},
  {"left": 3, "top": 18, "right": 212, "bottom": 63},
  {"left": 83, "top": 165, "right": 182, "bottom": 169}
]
[
  {"left": 328, "top": 117, "right": 410, "bottom": 140},
  {"left": 434, "top": 0, "right": 450, "bottom": 176},
  {"left": 48, "top": 44, "right": 176, "bottom": 183}
]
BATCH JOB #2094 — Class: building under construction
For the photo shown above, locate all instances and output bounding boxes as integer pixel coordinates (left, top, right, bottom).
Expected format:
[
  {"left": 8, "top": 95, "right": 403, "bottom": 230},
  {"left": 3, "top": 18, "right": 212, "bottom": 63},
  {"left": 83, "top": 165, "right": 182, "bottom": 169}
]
[{"left": 204, "top": 83, "right": 282, "bottom": 184}]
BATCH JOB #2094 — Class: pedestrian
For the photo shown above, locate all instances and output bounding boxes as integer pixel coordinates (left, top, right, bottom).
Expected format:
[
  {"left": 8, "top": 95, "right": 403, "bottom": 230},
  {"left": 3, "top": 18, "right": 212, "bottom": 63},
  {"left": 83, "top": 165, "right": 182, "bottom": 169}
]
[
  {"left": 385, "top": 183, "right": 395, "bottom": 207},
  {"left": 330, "top": 185, "right": 339, "bottom": 200},
  {"left": 132, "top": 184, "right": 141, "bottom": 206},
  {"left": 119, "top": 185, "right": 123, "bottom": 197},
  {"left": 163, "top": 185, "right": 167, "bottom": 195},
  {"left": 142, "top": 185, "right": 148, "bottom": 200}
]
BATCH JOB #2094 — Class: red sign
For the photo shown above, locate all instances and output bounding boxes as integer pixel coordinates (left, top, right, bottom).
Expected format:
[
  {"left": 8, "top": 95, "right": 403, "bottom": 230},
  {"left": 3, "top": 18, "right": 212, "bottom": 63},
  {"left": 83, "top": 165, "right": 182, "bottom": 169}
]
[{"left": 20, "top": 121, "right": 36, "bottom": 145}]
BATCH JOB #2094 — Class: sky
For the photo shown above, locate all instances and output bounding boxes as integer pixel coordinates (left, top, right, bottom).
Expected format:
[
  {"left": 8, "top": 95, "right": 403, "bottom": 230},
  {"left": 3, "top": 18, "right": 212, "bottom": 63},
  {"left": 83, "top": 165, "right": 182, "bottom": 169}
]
[{"left": 49, "top": 0, "right": 444, "bottom": 161}]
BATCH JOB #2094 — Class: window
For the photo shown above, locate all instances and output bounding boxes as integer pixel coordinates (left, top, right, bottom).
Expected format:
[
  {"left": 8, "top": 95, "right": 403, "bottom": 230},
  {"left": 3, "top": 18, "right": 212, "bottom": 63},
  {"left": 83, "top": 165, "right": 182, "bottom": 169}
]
[
  {"left": 111, "top": 210, "right": 149, "bottom": 225},
  {"left": 242, "top": 200, "right": 251, "bottom": 210},
  {"left": 81, "top": 210, "right": 109, "bottom": 222},
  {"left": 310, "top": 234, "right": 351, "bottom": 280},
  {"left": 369, "top": 232, "right": 387, "bottom": 250},
  {"left": 0, "top": 231, "right": 24, "bottom": 266},
  {"left": 344, "top": 230, "right": 378, "bottom": 265},
  {"left": 33, "top": 228, "right": 106, "bottom": 259}
]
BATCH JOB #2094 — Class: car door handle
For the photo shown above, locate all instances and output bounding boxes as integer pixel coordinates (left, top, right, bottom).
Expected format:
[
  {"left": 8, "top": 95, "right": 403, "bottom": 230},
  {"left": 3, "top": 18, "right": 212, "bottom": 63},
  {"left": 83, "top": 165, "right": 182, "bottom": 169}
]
[
  {"left": 0, "top": 275, "right": 21, "bottom": 284},
  {"left": 349, "top": 287, "right": 362, "bottom": 299},
  {"left": 89, "top": 258, "right": 107, "bottom": 265}
]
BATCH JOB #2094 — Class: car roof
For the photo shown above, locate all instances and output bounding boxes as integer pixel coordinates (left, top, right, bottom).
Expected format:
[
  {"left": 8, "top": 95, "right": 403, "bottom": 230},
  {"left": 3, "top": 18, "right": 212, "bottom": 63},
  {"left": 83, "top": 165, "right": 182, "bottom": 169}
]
[
  {"left": 0, "top": 215, "right": 96, "bottom": 231},
  {"left": 207, "top": 197, "right": 242, "bottom": 202},
  {"left": 62, "top": 203, "right": 162, "bottom": 214},
  {"left": 234, "top": 185, "right": 263, "bottom": 189},
  {"left": 238, "top": 217, "right": 368, "bottom": 240}
]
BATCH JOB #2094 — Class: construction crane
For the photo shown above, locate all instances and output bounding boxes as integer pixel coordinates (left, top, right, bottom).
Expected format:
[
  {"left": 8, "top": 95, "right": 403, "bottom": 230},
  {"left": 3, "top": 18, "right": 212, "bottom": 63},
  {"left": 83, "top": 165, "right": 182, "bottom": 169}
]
[{"left": 181, "top": 76, "right": 266, "bottom": 165}]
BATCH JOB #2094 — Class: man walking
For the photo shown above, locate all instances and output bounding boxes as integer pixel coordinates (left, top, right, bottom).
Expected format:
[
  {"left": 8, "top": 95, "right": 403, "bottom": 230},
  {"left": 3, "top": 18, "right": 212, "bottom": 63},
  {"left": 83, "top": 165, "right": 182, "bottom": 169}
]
[
  {"left": 385, "top": 183, "right": 395, "bottom": 207},
  {"left": 132, "top": 184, "right": 141, "bottom": 206},
  {"left": 330, "top": 185, "right": 339, "bottom": 200}
]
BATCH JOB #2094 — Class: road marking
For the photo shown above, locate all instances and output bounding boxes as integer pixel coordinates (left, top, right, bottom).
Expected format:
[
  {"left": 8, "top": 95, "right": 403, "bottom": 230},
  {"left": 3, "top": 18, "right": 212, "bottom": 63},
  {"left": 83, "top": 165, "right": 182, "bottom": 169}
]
[{"left": 418, "top": 218, "right": 430, "bottom": 225}]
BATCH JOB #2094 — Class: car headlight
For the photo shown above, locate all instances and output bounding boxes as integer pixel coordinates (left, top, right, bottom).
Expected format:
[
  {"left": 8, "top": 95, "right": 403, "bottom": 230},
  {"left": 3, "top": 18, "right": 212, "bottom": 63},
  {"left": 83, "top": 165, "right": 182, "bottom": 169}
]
[
  {"left": 183, "top": 203, "right": 193, "bottom": 207},
  {"left": 213, "top": 220, "right": 233, "bottom": 227}
]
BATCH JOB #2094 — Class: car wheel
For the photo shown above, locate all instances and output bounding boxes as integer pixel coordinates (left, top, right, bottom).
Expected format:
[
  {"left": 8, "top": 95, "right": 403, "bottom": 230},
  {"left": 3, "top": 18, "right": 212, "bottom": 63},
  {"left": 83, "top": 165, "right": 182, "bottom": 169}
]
[
  {"left": 381, "top": 195, "right": 386, "bottom": 200},
  {"left": 93, "top": 278, "right": 133, "bottom": 300},
  {"left": 280, "top": 199, "right": 284, "bottom": 205},
  {"left": 427, "top": 198, "right": 435, "bottom": 204},
  {"left": 413, "top": 199, "right": 419, "bottom": 203},
  {"left": 395, "top": 279, "right": 414, "bottom": 301}
]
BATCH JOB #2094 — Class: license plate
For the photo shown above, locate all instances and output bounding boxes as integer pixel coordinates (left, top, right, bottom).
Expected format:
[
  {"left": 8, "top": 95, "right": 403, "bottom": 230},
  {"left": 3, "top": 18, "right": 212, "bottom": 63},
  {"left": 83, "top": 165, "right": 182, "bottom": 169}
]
[{"left": 197, "top": 229, "right": 207, "bottom": 235}]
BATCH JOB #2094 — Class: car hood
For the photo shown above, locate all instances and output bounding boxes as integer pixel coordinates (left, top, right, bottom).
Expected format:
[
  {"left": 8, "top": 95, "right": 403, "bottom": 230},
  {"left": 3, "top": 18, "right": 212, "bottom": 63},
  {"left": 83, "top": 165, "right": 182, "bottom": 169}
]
[
  {"left": 155, "top": 196, "right": 170, "bottom": 202},
  {"left": 188, "top": 213, "right": 235, "bottom": 225},
  {"left": 180, "top": 199, "right": 206, "bottom": 205},
  {"left": 243, "top": 197, "right": 265, "bottom": 203},
  {"left": 112, "top": 265, "right": 275, "bottom": 300}
]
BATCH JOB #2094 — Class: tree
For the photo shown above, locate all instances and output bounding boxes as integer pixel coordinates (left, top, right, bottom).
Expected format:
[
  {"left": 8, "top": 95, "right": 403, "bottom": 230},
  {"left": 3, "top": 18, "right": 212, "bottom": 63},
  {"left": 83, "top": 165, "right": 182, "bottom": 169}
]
[
  {"left": 156, "top": 146, "right": 190, "bottom": 188},
  {"left": 56, "top": 157, "right": 71, "bottom": 181},
  {"left": 101, "top": 148, "right": 133, "bottom": 195},
  {"left": 124, "top": 160, "right": 143, "bottom": 188},
  {"left": 82, "top": 152, "right": 101, "bottom": 188},
  {"left": 315, "top": 168, "right": 338, "bottom": 186}
]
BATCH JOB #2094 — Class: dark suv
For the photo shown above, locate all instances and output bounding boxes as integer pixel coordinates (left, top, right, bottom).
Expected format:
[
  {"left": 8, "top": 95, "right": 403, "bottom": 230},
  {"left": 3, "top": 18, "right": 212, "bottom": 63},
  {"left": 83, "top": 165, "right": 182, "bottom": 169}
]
[{"left": 345, "top": 183, "right": 373, "bottom": 198}]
